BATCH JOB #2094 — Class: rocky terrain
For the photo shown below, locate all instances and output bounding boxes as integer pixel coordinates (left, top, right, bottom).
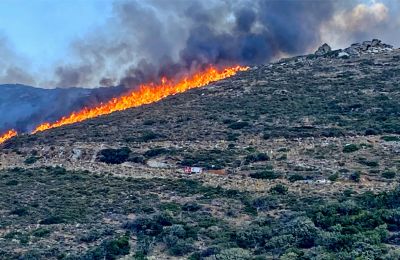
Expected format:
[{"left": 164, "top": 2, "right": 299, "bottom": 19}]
[{"left": 0, "top": 40, "right": 400, "bottom": 259}]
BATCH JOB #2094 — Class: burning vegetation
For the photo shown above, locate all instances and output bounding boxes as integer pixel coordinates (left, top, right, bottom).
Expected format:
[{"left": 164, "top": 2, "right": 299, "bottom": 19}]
[
  {"left": 0, "top": 129, "right": 17, "bottom": 144},
  {"left": 0, "top": 65, "right": 248, "bottom": 144}
]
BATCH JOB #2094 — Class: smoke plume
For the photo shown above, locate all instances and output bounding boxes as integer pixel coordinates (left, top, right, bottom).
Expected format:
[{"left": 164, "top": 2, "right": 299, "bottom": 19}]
[{"left": 1, "top": 0, "right": 399, "bottom": 88}]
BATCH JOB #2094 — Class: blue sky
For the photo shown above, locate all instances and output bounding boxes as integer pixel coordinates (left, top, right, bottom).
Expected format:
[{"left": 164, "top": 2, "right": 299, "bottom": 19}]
[{"left": 0, "top": 0, "right": 113, "bottom": 67}]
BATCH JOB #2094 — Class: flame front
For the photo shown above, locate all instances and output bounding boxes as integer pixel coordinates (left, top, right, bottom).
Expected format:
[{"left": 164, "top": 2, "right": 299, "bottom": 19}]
[
  {"left": 0, "top": 65, "right": 249, "bottom": 145},
  {"left": 0, "top": 129, "right": 18, "bottom": 144},
  {"left": 31, "top": 65, "right": 248, "bottom": 134}
]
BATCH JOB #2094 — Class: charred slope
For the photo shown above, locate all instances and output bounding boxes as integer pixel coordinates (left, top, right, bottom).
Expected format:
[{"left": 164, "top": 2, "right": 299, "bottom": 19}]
[{"left": 7, "top": 47, "right": 400, "bottom": 148}]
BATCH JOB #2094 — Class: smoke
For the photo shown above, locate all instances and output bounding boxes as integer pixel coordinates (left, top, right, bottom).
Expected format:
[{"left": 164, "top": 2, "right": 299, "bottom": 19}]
[
  {"left": 54, "top": 0, "right": 337, "bottom": 88},
  {"left": 320, "top": 1, "right": 399, "bottom": 48},
  {"left": 0, "top": 34, "right": 36, "bottom": 86},
  {"left": 1, "top": 0, "right": 399, "bottom": 88}
]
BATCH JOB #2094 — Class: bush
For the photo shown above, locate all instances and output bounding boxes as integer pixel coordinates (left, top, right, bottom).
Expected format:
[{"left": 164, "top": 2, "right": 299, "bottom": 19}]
[
  {"left": 104, "top": 235, "right": 130, "bottom": 259},
  {"left": 84, "top": 235, "right": 130, "bottom": 260},
  {"left": 382, "top": 171, "right": 396, "bottom": 179},
  {"left": 381, "top": 136, "right": 400, "bottom": 142},
  {"left": 270, "top": 184, "right": 288, "bottom": 194},
  {"left": 328, "top": 173, "right": 339, "bottom": 182},
  {"left": 288, "top": 174, "right": 305, "bottom": 182},
  {"left": 24, "top": 156, "right": 39, "bottom": 165},
  {"left": 144, "top": 148, "right": 169, "bottom": 158},
  {"left": 138, "top": 131, "right": 160, "bottom": 142},
  {"left": 250, "top": 170, "right": 279, "bottom": 180},
  {"left": 10, "top": 208, "right": 28, "bottom": 216},
  {"left": 358, "top": 158, "right": 379, "bottom": 167},
  {"left": 97, "top": 147, "right": 131, "bottom": 164},
  {"left": 6, "top": 180, "right": 18, "bottom": 186},
  {"left": 32, "top": 228, "right": 51, "bottom": 237},
  {"left": 182, "top": 202, "right": 202, "bottom": 212},
  {"left": 214, "top": 248, "right": 252, "bottom": 260},
  {"left": 343, "top": 144, "right": 360, "bottom": 153},
  {"left": 252, "top": 196, "right": 278, "bottom": 211},
  {"left": 124, "top": 214, "right": 172, "bottom": 236},
  {"left": 39, "top": 216, "right": 64, "bottom": 225},
  {"left": 228, "top": 121, "right": 250, "bottom": 130},
  {"left": 168, "top": 239, "right": 194, "bottom": 256},
  {"left": 350, "top": 172, "right": 361, "bottom": 182},
  {"left": 245, "top": 153, "right": 270, "bottom": 164}
]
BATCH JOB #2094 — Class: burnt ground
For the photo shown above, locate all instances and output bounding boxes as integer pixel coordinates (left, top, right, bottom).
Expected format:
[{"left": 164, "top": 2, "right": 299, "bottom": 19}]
[{"left": 0, "top": 49, "right": 400, "bottom": 259}]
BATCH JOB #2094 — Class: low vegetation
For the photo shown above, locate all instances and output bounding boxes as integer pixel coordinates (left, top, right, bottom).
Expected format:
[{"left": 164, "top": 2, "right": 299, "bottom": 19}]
[{"left": 1, "top": 167, "right": 399, "bottom": 258}]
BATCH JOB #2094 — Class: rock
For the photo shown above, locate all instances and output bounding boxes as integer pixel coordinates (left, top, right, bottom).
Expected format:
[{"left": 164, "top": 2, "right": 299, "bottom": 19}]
[
  {"left": 345, "top": 47, "right": 360, "bottom": 56},
  {"left": 315, "top": 43, "right": 332, "bottom": 56},
  {"left": 72, "top": 148, "right": 82, "bottom": 160},
  {"left": 146, "top": 159, "right": 169, "bottom": 168},
  {"left": 371, "top": 39, "right": 381, "bottom": 47},
  {"left": 338, "top": 52, "right": 350, "bottom": 59},
  {"left": 362, "top": 41, "right": 372, "bottom": 51}
]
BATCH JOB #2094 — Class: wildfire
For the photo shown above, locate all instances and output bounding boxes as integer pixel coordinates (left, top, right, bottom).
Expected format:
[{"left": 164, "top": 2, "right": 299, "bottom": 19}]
[
  {"left": 0, "top": 65, "right": 248, "bottom": 144},
  {"left": 0, "top": 129, "right": 18, "bottom": 144}
]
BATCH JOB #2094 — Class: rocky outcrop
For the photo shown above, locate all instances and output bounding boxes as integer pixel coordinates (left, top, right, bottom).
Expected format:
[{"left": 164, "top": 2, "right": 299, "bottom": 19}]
[
  {"left": 315, "top": 43, "right": 332, "bottom": 56},
  {"left": 314, "top": 39, "right": 394, "bottom": 59},
  {"left": 344, "top": 39, "right": 393, "bottom": 57}
]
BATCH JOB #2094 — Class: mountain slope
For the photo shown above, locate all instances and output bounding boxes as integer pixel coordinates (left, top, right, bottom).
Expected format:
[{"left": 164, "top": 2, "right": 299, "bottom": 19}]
[
  {"left": 1, "top": 42, "right": 400, "bottom": 259},
  {"left": 9, "top": 47, "right": 400, "bottom": 146}
]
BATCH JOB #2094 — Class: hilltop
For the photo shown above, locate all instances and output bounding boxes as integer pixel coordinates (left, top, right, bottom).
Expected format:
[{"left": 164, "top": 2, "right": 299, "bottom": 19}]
[{"left": 1, "top": 40, "right": 400, "bottom": 259}]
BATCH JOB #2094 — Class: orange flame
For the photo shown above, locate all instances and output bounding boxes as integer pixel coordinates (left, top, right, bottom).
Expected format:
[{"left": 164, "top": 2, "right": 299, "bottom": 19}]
[
  {"left": 0, "top": 65, "right": 248, "bottom": 145},
  {"left": 0, "top": 129, "right": 18, "bottom": 144},
  {"left": 32, "top": 65, "right": 248, "bottom": 134}
]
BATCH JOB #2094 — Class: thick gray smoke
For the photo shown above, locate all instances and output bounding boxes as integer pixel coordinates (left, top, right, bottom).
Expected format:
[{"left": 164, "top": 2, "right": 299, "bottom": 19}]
[
  {"left": 55, "top": 0, "right": 336, "bottom": 88},
  {"left": 1, "top": 0, "right": 399, "bottom": 88}
]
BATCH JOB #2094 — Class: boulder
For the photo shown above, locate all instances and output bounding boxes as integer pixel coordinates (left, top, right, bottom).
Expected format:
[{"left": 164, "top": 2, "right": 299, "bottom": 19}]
[
  {"left": 338, "top": 51, "right": 350, "bottom": 59},
  {"left": 315, "top": 43, "right": 332, "bottom": 56}
]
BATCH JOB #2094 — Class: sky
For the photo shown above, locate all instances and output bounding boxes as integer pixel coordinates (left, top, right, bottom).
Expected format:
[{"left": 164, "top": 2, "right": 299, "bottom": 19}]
[
  {"left": 0, "top": 0, "right": 113, "bottom": 68},
  {"left": 0, "top": 0, "right": 398, "bottom": 88}
]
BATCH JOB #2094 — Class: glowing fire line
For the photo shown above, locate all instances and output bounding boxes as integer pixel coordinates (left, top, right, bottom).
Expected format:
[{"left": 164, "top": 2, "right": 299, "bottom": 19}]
[
  {"left": 0, "top": 65, "right": 248, "bottom": 145},
  {"left": 0, "top": 129, "right": 18, "bottom": 144}
]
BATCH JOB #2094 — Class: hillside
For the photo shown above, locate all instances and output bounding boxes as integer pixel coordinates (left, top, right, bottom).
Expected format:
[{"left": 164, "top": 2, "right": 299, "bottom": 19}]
[
  {"left": 0, "top": 84, "right": 127, "bottom": 133},
  {"left": 1, "top": 41, "right": 400, "bottom": 259}
]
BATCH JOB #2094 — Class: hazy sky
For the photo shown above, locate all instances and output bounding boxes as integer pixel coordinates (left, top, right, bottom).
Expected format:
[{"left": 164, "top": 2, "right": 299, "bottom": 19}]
[{"left": 0, "top": 0, "right": 113, "bottom": 68}]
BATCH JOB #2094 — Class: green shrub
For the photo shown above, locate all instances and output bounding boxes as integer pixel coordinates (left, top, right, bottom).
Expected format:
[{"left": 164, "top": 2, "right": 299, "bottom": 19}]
[
  {"left": 97, "top": 147, "right": 131, "bottom": 164},
  {"left": 39, "top": 216, "right": 65, "bottom": 225},
  {"left": 32, "top": 228, "right": 51, "bottom": 237},
  {"left": 104, "top": 235, "right": 130, "bottom": 259},
  {"left": 270, "top": 184, "right": 288, "bottom": 194},
  {"left": 228, "top": 121, "right": 250, "bottom": 129},
  {"left": 144, "top": 148, "right": 169, "bottom": 158},
  {"left": 24, "top": 156, "right": 39, "bottom": 165},
  {"left": 245, "top": 153, "right": 270, "bottom": 164},
  {"left": 288, "top": 174, "right": 305, "bottom": 182},
  {"left": 6, "top": 180, "right": 18, "bottom": 186},
  {"left": 214, "top": 248, "right": 252, "bottom": 260},
  {"left": 10, "top": 208, "right": 28, "bottom": 216},
  {"left": 382, "top": 171, "right": 396, "bottom": 179},
  {"left": 343, "top": 144, "right": 360, "bottom": 153},
  {"left": 350, "top": 172, "right": 361, "bottom": 182},
  {"left": 168, "top": 239, "right": 194, "bottom": 256},
  {"left": 358, "top": 158, "right": 379, "bottom": 167},
  {"left": 328, "top": 173, "right": 339, "bottom": 182},
  {"left": 250, "top": 170, "right": 279, "bottom": 180},
  {"left": 252, "top": 196, "right": 278, "bottom": 211},
  {"left": 381, "top": 136, "right": 400, "bottom": 142},
  {"left": 182, "top": 202, "right": 202, "bottom": 212},
  {"left": 138, "top": 131, "right": 160, "bottom": 142}
]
